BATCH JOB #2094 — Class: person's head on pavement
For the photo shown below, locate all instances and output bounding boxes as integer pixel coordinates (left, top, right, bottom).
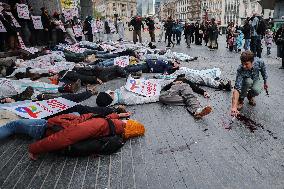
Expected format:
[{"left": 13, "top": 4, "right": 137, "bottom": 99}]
[{"left": 96, "top": 91, "right": 114, "bottom": 107}]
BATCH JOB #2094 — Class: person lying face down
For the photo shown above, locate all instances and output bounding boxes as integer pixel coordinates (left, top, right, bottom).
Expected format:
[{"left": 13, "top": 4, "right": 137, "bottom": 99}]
[{"left": 0, "top": 112, "right": 145, "bottom": 160}]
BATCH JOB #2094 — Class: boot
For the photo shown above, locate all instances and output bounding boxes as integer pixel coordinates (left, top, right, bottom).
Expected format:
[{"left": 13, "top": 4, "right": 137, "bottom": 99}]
[{"left": 194, "top": 106, "right": 212, "bottom": 119}]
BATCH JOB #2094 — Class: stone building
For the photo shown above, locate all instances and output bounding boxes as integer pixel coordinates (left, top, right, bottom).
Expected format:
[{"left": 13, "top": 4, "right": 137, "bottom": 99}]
[
  {"left": 94, "top": 0, "right": 137, "bottom": 19},
  {"left": 175, "top": 0, "right": 202, "bottom": 21}
]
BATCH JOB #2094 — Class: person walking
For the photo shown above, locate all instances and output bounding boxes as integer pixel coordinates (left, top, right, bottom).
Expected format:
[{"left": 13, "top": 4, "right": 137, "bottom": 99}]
[
  {"left": 189, "top": 23, "right": 195, "bottom": 44},
  {"left": 158, "top": 20, "right": 165, "bottom": 42},
  {"left": 175, "top": 19, "right": 183, "bottom": 45},
  {"left": 83, "top": 16, "right": 93, "bottom": 42}
]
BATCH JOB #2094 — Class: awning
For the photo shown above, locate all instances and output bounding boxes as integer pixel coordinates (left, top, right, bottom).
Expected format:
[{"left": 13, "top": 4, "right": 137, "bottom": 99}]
[{"left": 258, "top": 0, "right": 276, "bottom": 9}]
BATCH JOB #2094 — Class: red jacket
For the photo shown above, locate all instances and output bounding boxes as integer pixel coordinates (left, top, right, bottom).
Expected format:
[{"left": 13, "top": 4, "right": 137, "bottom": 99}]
[{"left": 28, "top": 113, "right": 125, "bottom": 155}]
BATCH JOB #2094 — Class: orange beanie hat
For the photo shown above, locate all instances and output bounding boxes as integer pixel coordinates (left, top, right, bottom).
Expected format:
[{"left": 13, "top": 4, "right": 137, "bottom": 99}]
[{"left": 123, "top": 119, "right": 145, "bottom": 140}]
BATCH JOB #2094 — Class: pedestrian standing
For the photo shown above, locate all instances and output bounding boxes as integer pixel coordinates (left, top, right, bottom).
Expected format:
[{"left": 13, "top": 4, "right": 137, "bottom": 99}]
[
  {"left": 158, "top": 20, "right": 165, "bottom": 42},
  {"left": 104, "top": 17, "right": 111, "bottom": 42},
  {"left": 274, "top": 24, "right": 284, "bottom": 69},
  {"left": 208, "top": 18, "right": 218, "bottom": 49},
  {"left": 250, "top": 13, "right": 265, "bottom": 58},
  {"left": 129, "top": 16, "right": 144, "bottom": 44},
  {"left": 184, "top": 21, "right": 191, "bottom": 48},
  {"left": 264, "top": 29, "right": 273, "bottom": 56},
  {"left": 164, "top": 17, "right": 174, "bottom": 47},
  {"left": 242, "top": 19, "right": 251, "bottom": 50},
  {"left": 189, "top": 23, "right": 195, "bottom": 44},
  {"left": 83, "top": 16, "right": 93, "bottom": 42},
  {"left": 194, "top": 22, "right": 202, "bottom": 45},
  {"left": 203, "top": 22, "right": 209, "bottom": 46},
  {"left": 117, "top": 17, "right": 125, "bottom": 41},
  {"left": 97, "top": 18, "right": 104, "bottom": 42},
  {"left": 145, "top": 17, "right": 155, "bottom": 42},
  {"left": 175, "top": 19, "right": 183, "bottom": 45},
  {"left": 40, "top": 7, "right": 51, "bottom": 45}
]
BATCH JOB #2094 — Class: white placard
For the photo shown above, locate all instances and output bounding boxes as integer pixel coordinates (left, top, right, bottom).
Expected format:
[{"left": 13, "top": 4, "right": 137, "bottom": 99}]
[
  {"left": 114, "top": 56, "right": 129, "bottom": 67},
  {"left": 63, "top": 7, "right": 78, "bottom": 21},
  {"left": 16, "top": 4, "right": 30, "bottom": 19},
  {"left": 125, "top": 76, "right": 161, "bottom": 97},
  {"left": 3, "top": 97, "right": 77, "bottom": 119},
  {"left": 31, "top": 16, "right": 43, "bottom": 29},
  {"left": 0, "top": 20, "right": 6, "bottom": 32}
]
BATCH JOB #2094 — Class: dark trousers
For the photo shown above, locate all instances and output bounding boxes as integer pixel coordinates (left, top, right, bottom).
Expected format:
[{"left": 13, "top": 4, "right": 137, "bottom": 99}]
[
  {"left": 166, "top": 33, "right": 174, "bottom": 47},
  {"left": 190, "top": 34, "right": 194, "bottom": 43},
  {"left": 176, "top": 32, "right": 181, "bottom": 45},
  {"left": 125, "top": 63, "right": 150, "bottom": 73},
  {"left": 250, "top": 36, "right": 262, "bottom": 58},
  {"left": 149, "top": 30, "right": 155, "bottom": 42},
  {"left": 63, "top": 71, "right": 98, "bottom": 84}
]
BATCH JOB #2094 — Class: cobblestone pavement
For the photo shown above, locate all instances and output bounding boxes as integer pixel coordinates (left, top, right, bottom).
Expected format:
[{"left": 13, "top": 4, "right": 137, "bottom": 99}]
[{"left": 0, "top": 32, "right": 283, "bottom": 189}]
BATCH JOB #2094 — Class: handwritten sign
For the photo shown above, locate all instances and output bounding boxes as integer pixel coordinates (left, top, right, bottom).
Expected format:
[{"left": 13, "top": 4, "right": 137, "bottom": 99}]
[
  {"left": 63, "top": 7, "right": 78, "bottom": 21},
  {"left": 5, "top": 12, "right": 21, "bottom": 27},
  {"left": 125, "top": 76, "right": 161, "bottom": 97},
  {"left": 73, "top": 25, "right": 83, "bottom": 37},
  {"left": 31, "top": 16, "right": 43, "bottom": 29},
  {"left": 16, "top": 4, "right": 30, "bottom": 19},
  {"left": 0, "top": 20, "right": 6, "bottom": 32},
  {"left": 3, "top": 97, "right": 77, "bottom": 119},
  {"left": 114, "top": 56, "right": 129, "bottom": 67}
]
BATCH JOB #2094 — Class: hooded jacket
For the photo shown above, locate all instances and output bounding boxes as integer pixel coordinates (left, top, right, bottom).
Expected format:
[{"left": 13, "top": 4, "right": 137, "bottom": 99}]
[{"left": 28, "top": 113, "right": 125, "bottom": 155}]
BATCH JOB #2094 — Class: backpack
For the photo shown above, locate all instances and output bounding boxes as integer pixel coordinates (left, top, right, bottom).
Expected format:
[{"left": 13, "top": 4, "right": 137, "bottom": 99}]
[
  {"left": 256, "top": 17, "right": 267, "bottom": 36},
  {"left": 52, "top": 116, "right": 125, "bottom": 157}
]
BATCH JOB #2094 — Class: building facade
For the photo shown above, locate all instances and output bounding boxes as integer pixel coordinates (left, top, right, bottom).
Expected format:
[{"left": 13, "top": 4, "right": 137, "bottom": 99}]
[
  {"left": 176, "top": 0, "right": 202, "bottom": 21},
  {"left": 201, "top": 0, "right": 223, "bottom": 24},
  {"left": 94, "top": 0, "right": 137, "bottom": 19}
]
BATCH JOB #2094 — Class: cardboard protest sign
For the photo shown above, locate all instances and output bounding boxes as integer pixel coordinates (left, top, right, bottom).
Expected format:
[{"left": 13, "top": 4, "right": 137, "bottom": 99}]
[
  {"left": 0, "top": 20, "right": 6, "bottom": 32},
  {"left": 114, "top": 56, "right": 129, "bottom": 67},
  {"left": 63, "top": 7, "right": 78, "bottom": 21},
  {"left": 125, "top": 76, "right": 161, "bottom": 97},
  {"left": 16, "top": 4, "right": 29, "bottom": 19},
  {"left": 31, "top": 16, "right": 43, "bottom": 29},
  {"left": 3, "top": 97, "right": 77, "bottom": 119},
  {"left": 73, "top": 25, "right": 83, "bottom": 37},
  {"left": 5, "top": 12, "right": 21, "bottom": 27}
]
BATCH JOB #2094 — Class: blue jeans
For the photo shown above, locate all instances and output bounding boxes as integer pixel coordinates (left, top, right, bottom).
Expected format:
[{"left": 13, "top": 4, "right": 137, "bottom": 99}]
[
  {"left": 96, "top": 53, "right": 119, "bottom": 59},
  {"left": 244, "top": 39, "right": 250, "bottom": 50},
  {"left": 0, "top": 119, "right": 47, "bottom": 140},
  {"left": 97, "top": 58, "right": 115, "bottom": 67}
]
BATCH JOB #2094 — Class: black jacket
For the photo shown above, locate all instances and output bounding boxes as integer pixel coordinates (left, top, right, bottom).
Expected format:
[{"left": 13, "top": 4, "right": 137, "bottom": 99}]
[
  {"left": 146, "top": 19, "right": 155, "bottom": 31},
  {"left": 129, "top": 18, "right": 144, "bottom": 31},
  {"left": 242, "top": 23, "right": 251, "bottom": 39},
  {"left": 164, "top": 20, "right": 174, "bottom": 34}
]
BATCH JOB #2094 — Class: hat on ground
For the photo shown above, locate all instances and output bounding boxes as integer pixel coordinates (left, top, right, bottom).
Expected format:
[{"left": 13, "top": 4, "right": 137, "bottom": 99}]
[
  {"left": 96, "top": 92, "right": 113, "bottom": 107},
  {"left": 123, "top": 119, "right": 145, "bottom": 140}
]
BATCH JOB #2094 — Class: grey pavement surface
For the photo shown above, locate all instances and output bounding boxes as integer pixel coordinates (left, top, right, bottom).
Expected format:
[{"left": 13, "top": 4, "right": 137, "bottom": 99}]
[{"left": 0, "top": 33, "right": 284, "bottom": 189}]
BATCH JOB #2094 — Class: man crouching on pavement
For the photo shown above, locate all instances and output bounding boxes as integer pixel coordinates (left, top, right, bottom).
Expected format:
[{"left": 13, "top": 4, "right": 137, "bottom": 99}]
[{"left": 231, "top": 51, "right": 268, "bottom": 116}]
